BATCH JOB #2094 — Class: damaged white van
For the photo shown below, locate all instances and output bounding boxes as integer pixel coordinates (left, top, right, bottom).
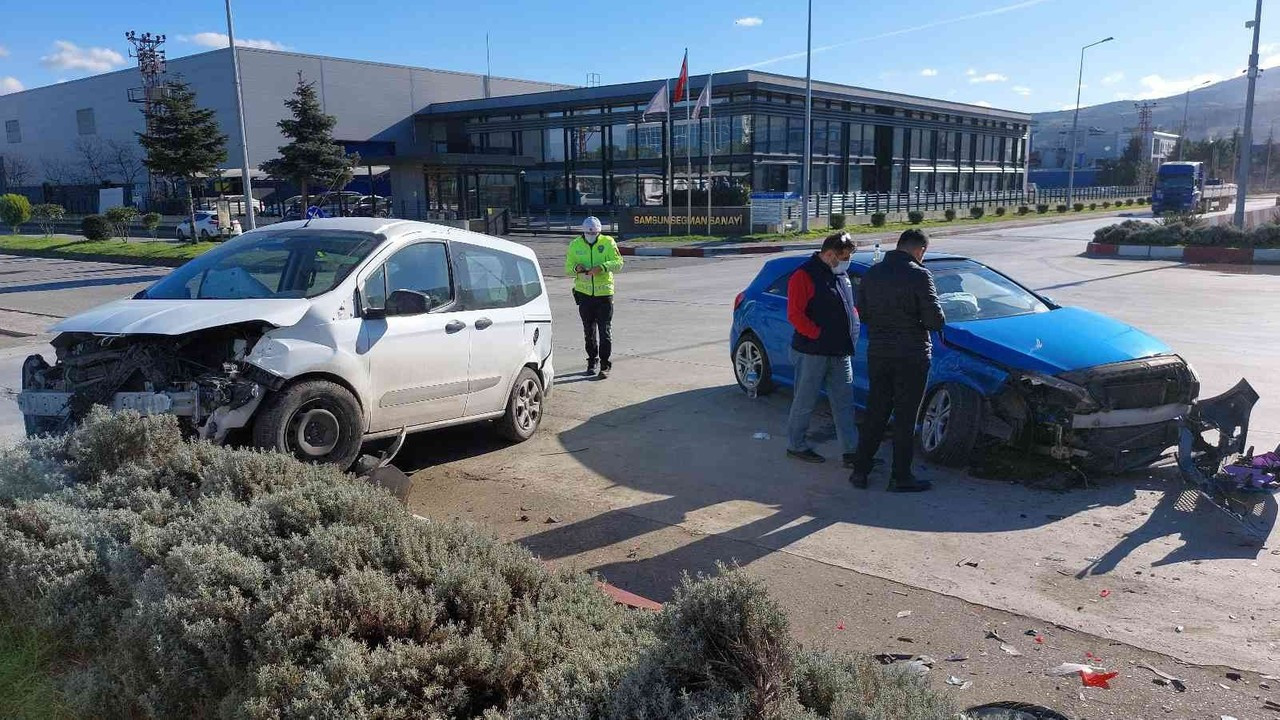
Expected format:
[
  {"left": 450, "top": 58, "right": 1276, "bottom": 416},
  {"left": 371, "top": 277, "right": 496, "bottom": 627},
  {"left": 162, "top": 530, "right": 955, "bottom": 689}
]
[{"left": 18, "top": 218, "right": 555, "bottom": 468}]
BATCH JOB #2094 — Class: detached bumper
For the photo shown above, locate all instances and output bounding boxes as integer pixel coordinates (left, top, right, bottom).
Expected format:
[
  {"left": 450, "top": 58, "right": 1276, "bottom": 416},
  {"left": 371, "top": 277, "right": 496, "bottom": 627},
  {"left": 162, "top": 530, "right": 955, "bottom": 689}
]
[{"left": 18, "top": 390, "right": 198, "bottom": 418}]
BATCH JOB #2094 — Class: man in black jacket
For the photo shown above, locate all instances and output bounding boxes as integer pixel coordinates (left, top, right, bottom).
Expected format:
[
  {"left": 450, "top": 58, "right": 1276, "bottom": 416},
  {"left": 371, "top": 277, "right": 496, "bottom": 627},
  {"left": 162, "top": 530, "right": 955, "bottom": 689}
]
[{"left": 849, "top": 229, "right": 945, "bottom": 492}]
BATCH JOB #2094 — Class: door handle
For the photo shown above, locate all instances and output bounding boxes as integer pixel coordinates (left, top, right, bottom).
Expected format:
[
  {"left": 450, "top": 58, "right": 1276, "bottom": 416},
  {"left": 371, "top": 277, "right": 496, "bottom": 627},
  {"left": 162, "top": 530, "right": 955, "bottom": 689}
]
[
  {"left": 475, "top": 317, "right": 493, "bottom": 330},
  {"left": 445, "top": 320, "right": 466, "bottom": 334}
]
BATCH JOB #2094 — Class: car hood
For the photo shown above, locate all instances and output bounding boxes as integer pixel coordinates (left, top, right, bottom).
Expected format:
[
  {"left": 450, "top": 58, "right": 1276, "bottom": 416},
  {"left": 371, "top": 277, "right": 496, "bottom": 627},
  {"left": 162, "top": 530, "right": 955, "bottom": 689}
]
[
  {"left": 52, "top": 299, "right": 313, "bottom": 336},
  {"left": 943, "top": 307, "right": 1171, "bottom": 375}
]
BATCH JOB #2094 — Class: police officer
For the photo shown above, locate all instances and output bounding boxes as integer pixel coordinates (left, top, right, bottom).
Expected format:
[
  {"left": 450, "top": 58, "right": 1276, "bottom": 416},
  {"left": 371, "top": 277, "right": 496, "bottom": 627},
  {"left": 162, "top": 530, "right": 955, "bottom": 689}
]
[{"left": 564, "top": 216, "right": 624, "bottom": 379}]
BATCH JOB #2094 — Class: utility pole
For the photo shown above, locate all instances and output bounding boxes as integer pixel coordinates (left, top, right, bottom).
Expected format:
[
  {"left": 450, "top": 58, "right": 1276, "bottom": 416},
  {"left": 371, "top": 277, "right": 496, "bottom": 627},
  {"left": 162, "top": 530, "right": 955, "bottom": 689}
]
[
  {"left": 1267, "top": 122, "right": 1275, "bottom": 189},
  {"left": 1179, "top": 80, "right": 1211, "bottom": 161},
  {"left": 800, "top": 0, "right": 813, "bottom": 232},
  {"left": 225, "top": 0, "right": 256, "bottom": 230},
  {"left": 125, "top": 31, "right": 167, "bottom": 209},
  {"left": 1067, "top": 36, "right": 1113, "bottom": 209},
  {"left": 1235, "top": 0, "right": 1263, "bottom": 228}
]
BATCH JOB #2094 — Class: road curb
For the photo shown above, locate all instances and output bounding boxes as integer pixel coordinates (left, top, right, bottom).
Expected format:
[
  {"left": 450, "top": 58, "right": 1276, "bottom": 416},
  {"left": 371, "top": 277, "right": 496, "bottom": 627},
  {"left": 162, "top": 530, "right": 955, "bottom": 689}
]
[
  {"left": 0, "top": 247, "right": 187, "bottom": 268},
  {"left": 1085, "top": 242, "right": 1280, "bottom": 264}
]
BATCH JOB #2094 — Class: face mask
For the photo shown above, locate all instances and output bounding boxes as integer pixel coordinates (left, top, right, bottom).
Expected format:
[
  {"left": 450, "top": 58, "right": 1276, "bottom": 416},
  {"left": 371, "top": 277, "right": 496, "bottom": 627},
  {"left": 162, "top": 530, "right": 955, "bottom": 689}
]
[
  {"left": 834, "top": 259, "right": 851, "bottom": 275},
  {"left": 584, "top": 232, "right": 599, "bottom": 244}
]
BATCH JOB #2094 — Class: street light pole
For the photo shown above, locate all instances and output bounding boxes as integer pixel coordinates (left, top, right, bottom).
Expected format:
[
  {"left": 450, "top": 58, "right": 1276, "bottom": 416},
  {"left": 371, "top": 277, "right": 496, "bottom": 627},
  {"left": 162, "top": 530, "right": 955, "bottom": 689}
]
[
  {"left": 225, "top": 0, "right": 256, "bottom": 230},
  {"left": 1234, "top": 0, "right": 1263, "bottom": 228},
  {"left": 800, "top": 0, "right": 813, "bottom": 232},
  {"left": 1179, "top": 80, "right": 1211, "bottom": 161},
  {"left": 1066, "top": 36, "right": 1113, "bottom": 209}
]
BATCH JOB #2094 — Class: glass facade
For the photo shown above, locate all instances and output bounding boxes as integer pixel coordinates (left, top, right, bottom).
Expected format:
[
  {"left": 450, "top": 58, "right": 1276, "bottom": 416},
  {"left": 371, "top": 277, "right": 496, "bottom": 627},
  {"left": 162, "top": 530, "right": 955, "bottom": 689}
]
[{"left": 420, "top": 83, "right": 1029, "bottom": 213}]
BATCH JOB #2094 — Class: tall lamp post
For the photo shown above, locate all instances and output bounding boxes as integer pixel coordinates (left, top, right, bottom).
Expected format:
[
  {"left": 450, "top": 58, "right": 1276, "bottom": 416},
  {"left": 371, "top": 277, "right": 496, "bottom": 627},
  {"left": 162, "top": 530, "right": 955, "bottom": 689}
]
[
  {"left": 1179, "top": 80, "right": 1212, "bottom": 161},
  {"left": 1234, "top": 0, "right": 1263, "bottom": 229},
  {"left": 800, "top": 0, "right": 813, "bottom": 232},
  {"left": 225, "top": 0, "right": 256, "bottom": 230},
  {"left": 1066, "top": 36, "right": 1113, "bottom": 209}
]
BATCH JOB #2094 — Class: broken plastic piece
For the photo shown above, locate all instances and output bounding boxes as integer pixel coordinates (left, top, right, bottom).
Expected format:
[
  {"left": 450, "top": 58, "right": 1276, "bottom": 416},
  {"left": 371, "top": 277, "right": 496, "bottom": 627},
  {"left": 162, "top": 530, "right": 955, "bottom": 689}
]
[
  {"left": 752, "top": 431, "right": 771, "bottom": 440},
  {"left": 1137, "top": 662, "right": 1187, "bottom": 692},
  {"left": 947, "top": 675, "right": 973, "bottom": 690},
  {"left": 1000, "top": 644, "right": 1023, "bottom": 656},
  {"left": 1079, "top": 670, "right": 1118, "bottom": 689},
  {"left": 1099, "top": 589, "right": 1111, "bottom": 598},
  {"left": 835, "top": 621, "right": 845, "bottom": 631},
  {"left": 1047, "top": 663, "right": 1104, "bottom": 676},
  {"left": 897, "top": 610, "right": 913, "bottom": 618}
]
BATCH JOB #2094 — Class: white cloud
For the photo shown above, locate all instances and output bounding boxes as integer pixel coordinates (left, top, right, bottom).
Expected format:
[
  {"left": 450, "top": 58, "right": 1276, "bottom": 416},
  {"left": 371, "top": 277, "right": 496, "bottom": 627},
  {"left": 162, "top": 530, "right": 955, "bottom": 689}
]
[
  {"left": 1101, "top": 71, "right": 1124, "bottom": 85},
  {"left": 182, "top": 32, "right": 290, "bottom": 51},
  {"left": 973, "top": 100, "right": 994, "bottom": 107},
  {"left": 0, "top": 77, "right": 23, "bottom": 95},
  {"left": 0, "top": 45, "right": 9, "bottom": 58},
  {"left": 39, "top": 41, "right": 126, "bottom": 73},
  {"left": 1012, "top": 85, "right": 1031, "bottom": 96},
  {"left": 1134, "top": 72, "right": 1224, "bottom": 99},
  {"left": 920, "top": 68, "right": 938, "bottom": 77},
  {"left": 734, "top": 17, "right": 763, "bottom": 27},
  {"left": 1113, "top": 92, "right": 1134, "bottom": 101},
  {"left": 1060, "top": 104, "right": 1077, "bottom": 111},
  {"left": 966, "top": 68, "right": 976, "bottom": 76},
  {"left": 969, "top": 72, "right": 1008, "bottom": 84}
]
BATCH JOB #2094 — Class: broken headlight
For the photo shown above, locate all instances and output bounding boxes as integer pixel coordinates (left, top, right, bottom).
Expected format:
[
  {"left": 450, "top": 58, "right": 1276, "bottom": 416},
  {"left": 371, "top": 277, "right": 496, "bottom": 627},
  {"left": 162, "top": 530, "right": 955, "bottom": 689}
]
[{"left": 1019, "top": 371, "right": 1100, "bottom": 412}]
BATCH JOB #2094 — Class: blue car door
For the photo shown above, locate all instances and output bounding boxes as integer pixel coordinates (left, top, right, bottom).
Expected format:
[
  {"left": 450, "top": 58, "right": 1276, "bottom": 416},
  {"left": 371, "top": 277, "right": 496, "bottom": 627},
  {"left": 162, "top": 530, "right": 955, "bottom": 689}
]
[{"left": 757, "top": 280, "right": 795, "bottom": 384}]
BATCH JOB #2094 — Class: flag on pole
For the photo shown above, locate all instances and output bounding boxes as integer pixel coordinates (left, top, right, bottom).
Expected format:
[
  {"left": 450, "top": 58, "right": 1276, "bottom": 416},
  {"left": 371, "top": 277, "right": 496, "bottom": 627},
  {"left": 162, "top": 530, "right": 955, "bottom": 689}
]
[
  {"left": 692, "top": 79, "right": 712, "bottom": 120},
  {"left": 673, "top": 51, "right": 689, "bottom": 103},
  {"left": 642, "top": 83, "right": 669, "bottom": 120}
]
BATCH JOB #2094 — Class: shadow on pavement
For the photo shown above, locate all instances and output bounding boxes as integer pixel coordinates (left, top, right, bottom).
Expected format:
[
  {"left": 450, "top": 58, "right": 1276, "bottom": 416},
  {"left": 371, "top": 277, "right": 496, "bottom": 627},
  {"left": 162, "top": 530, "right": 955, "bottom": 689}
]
[{"left": 0, "top": 274, "right": 167, "bottom": 295}]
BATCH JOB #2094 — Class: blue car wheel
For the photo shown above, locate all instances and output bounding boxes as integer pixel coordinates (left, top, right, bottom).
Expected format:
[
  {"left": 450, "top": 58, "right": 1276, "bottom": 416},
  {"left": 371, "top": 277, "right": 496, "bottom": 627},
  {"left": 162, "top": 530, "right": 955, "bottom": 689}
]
[
  {"left": 918, "top": 383, "right": 982, "bottom": 467},
  {"left": 733, "top": 333, "right": 774, "bottom": 396}
]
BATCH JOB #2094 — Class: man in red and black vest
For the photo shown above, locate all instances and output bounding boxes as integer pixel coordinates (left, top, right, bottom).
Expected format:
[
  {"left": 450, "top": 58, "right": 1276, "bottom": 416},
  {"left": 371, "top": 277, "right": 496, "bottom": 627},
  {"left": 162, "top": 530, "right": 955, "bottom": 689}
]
[{"left": 786, "top": 232, "right": 859, "bottom": 467}]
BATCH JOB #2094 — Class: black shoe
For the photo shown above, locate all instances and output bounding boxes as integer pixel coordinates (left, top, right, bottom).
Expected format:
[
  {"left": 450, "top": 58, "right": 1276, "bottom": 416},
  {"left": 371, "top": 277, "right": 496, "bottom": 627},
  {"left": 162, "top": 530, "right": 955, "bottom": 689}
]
[
  {"left": 596, "top": 368, "right": 609, "bottom": 380},
  {"left": 787, "top": 449, "right": 826, "bottom": 464},
  {"left": 849, "top": 471, "right": 869, "bottom": 489},
  {"left": 586, "top": 360, "right": 599, "bottom": 376},
  {"left": 887, "top": 478, "right": 932, "bottom": 493}
]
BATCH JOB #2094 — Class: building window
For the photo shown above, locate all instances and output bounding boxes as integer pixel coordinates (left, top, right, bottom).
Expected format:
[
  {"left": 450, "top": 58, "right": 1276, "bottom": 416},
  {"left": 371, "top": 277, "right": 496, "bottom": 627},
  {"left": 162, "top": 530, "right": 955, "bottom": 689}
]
[
  {"left": 521, "top": 129, "right": 544, "bottom": 161},
  {"left": 610, "top": 123, "right": 634, "bottom": 160},
  {"left": 76, "top": 108, "right": 96, "bottom": 136},
  {"left": 732, "top": 115, "right": 753, "bottom": 154},
  {"left": 544, "top": 128, "right": 565, "bottom": 162},
  {"left": 570, "top": 126, "right": 603, "bottom": 161},
  {"left": 786, "top": 117, "right": 805, "bottom": 154},
  {"left": 636, "top": 122, "right": 664, "bottom": 160},
  {"left": 849, "top": 123, "right": 868, "bottom": 157},
  {"left": 4, "top": 120, "right": 18, "bottom": 144}
]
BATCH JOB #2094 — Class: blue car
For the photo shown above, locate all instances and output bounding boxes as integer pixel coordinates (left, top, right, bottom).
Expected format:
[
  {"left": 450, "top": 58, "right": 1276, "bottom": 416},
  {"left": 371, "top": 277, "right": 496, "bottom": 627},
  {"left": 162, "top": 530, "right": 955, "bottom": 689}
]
[{"left": 730, "top": 251, "right": 1200, "bottom": 472}]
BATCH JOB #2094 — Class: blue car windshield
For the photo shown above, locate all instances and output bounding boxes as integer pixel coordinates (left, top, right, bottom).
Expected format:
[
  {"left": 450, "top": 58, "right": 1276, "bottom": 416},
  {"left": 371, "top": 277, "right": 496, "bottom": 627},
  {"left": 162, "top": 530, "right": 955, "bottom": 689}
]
[
  {"left": 927, "top": 260, "right": 1051, "bottom": 322},
  {"left": 144, "top": 230, "right": 383, "bottom": 300}
]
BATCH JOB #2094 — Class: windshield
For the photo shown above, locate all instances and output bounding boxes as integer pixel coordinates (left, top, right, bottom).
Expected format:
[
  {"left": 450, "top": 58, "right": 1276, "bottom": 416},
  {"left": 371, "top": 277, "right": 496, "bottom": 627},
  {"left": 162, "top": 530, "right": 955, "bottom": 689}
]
[
  {"left": 144, "top": 230, "right": 383, "bottom": 300},
  {"left": 928, "top": 259, "right": 1050, "bottom": 322},
  {"left": 1158, "top": 174, "right": 1196, "bottom": 190}
]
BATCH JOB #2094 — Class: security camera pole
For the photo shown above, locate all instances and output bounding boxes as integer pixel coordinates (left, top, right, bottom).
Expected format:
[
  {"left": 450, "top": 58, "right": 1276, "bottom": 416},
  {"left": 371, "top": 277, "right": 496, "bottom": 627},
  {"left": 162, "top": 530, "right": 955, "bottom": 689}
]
[
  {"left": 226, "top": 0, "right": 256, "bottom": 230},
  {"left": 1234, "top": 0, "right": 1263, "bottom": 229}
]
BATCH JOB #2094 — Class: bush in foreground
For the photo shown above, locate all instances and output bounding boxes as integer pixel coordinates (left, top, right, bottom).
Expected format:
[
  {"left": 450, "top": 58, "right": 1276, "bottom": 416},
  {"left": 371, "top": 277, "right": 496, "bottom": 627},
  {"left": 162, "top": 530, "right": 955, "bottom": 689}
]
[
  {"left": 79, "top": 215, "right": 110, "bottom": 242},
  {"left": 943, "top": 208, "right": 956, "bottom": 222},
  {"left": 1073, "top": 202, "right": 1085, "bottom": 212},
  {"left": 828, "top": 213, "right": 846, "bottom": 230},
  {"left": 141, "top": 212, "right": 162, "bottom": 239},
  {"left": 30, "top": 204, "right": 65, "bottom": 237},
  {"left": 907, "top": 210, "right": 924, "bottom": 224},
  {"left": 870, "top": 212, "right": 887, "bottom": 227},
  {"left": 969, "top": 207, "right": 984, "bottom": 220},
  {"left": 0, "top": 194, "right": 31, "bottom": 234},
  {"left": 0, "top": 411, "right": 952, "bottom": 720}
]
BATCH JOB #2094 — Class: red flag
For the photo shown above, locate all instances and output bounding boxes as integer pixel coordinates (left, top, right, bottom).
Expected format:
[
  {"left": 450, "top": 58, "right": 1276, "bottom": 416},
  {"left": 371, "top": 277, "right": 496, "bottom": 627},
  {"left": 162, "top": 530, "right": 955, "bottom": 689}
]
[{"left": 673, "top": 51, "right": 689, "bottom": 102}]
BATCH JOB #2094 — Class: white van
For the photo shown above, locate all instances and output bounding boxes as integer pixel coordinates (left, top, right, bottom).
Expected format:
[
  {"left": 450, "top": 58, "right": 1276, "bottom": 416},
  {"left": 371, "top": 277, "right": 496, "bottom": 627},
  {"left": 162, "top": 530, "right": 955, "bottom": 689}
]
[{"left": 18, "top": 218, "right": 554, "bottom": 468}]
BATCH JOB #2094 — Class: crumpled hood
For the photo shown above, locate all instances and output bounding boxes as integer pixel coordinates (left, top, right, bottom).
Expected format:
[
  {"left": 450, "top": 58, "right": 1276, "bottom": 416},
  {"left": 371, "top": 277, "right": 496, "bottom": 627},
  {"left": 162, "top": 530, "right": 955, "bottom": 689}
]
[
  {"left": 943, "top": 307, "right": 1172, "bottom": 375},
  {"left": 52, "top": 299, "right": 313, "bottom": 336}
]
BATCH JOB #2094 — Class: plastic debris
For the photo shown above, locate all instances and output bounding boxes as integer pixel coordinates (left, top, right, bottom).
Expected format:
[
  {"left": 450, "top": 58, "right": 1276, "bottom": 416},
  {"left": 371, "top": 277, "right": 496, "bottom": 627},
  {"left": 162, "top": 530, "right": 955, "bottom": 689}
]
[
  {"left": 1225, "top": 671, "right": 1243, "bottom": 682},
  {"left": 915, "top": 655, "right": 938, "bottom": 667},
  {"left": 1000, "top": 644, "right": 1023, "bottom": 656},
  {"left": 1047, "top": 663, "right": 1105, "bottom": 676},
  {"left": 1079, "top": 670, "right": 1119, "bottom": 689},
  {"left": 1136, "top": 662, "right": 1187, "bottom": 692},
  {"left": 1175, "top": 625, "right": 1185, "bottom": 633},
  {"left": 544, "top": 516, "right": 561, "bottom": 524},
  {"left": 874, "top": 653, "right": 913, "bottom": 665},
  {"left": 986, "top": 630, "right": 1009, "bottom": 643},
  {"left": 897, "top": 636, "right": 915, "bottom": 643},
  {"left": 903, "top": 660, "right": 931, "bottom": 677},
  {"left": 835, "top": 622, "right": 845, "bottom": 631},
  {"left": 897, "top": 610, "right": 913, "bottom": 618},
  {"left": 1035, "top": 635, "right": 1045, "bottom": 644},
  {"left": 1222, "top": 716, "right": 1239, "bottom": 720},
  {"left": 945, "top": 653, "right": 969, "bottom": 662},
  {"left": 956, "top": 557, "right": 980, "bottom": 568},
  {"left": 752, "top": 431, "right": 771, "bottom": 440},
  {"left": 946, "top": 675, "right": 973, "bottom": 690},
  {"left": 1099, "top": 589, "right": 1111, "bottom": 598}
]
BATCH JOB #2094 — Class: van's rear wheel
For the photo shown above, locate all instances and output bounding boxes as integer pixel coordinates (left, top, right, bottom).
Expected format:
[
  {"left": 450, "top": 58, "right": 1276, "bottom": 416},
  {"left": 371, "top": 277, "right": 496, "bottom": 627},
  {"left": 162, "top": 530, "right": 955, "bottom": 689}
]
[
  {"left": 253, "top": 380, "right": 363, "bottom": 469},
  {"left": 497, "top": 367, "right": 544, "bottom": 442}
]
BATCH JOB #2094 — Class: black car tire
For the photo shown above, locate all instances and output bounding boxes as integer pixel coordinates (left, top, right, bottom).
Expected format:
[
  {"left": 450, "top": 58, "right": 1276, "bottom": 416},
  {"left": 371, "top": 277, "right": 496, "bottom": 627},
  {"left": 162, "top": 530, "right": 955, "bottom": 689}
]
[
  {"left": 253, "top": 380, "right": 364, "bottom": 469},
  {"left": 917, "top": 382, "right": 982, "bottom": 467},
  {"left": 496, "top": 367, "right": 544, "bottom": 442},
  {"left": 733, "top": 332, "right": 775, "bottom": 396}
]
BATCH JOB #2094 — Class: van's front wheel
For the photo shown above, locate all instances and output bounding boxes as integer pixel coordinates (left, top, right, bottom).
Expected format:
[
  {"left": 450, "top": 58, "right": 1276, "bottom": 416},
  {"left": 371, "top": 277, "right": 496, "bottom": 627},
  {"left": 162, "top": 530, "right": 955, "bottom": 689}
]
[{"left": 253, "top": 380, "right": 364, "bottom": 468}]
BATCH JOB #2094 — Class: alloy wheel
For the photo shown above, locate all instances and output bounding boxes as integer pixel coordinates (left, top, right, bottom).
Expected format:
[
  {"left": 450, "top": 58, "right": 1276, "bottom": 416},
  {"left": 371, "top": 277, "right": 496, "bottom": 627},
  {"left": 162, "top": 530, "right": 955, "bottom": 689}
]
[
  {"left": 921, "top": 388, "right": 953, "bottom": 453},
  {"left": 514, "top": 378, "right": 543, "bottom": 433},
  {"left": 735, "top": 339, "right": 764, "bottom": 388}
]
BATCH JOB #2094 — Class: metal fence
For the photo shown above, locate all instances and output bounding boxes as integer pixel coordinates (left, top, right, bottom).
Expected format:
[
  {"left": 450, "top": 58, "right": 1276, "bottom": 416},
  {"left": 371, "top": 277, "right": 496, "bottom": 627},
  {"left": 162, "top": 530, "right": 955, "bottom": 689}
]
[{"left": 811, "top": 186, "right": 1148, "bottom": 217}]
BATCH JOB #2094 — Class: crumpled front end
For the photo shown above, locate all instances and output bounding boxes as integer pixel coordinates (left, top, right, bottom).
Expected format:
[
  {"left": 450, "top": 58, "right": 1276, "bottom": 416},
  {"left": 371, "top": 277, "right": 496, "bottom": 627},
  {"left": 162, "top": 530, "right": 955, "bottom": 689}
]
[{"left": 18, "top": 323, "right": 278, "bottom": 443}]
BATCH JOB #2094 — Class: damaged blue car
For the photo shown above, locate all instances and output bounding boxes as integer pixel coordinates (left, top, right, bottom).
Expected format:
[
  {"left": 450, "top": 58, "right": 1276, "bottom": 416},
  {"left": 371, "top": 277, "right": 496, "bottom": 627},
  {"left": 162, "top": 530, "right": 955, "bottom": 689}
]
[{"left": 730, "top": 251, "right": 1201, "bottom": 472}]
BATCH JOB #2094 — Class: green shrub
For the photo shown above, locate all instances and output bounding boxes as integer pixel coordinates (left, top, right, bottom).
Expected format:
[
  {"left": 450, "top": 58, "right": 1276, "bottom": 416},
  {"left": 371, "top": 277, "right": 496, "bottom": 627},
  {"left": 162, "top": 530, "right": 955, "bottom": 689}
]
[
  {"left": 1125, "top": 198, "right": 1135, "bottom": 206},
  {"left": 969, "top": 207, "right": 984, "bottom": 219},
  {"left": 79, "top": 214, "right": 110, "bottom": 242},
  {"left": 29, "top": 203, "right": 65, "bottom": 236},
  {"left": 994, "top": 206, "right": 1006, "bottom": 216},
  {"left": 907, "top": 210, "right": 925, "bottom": 224},
  {"left": 1017, "top": 205, "right": 1030, "bottom": 216},
  {"left": 142, "top": 212, "right": 162, "bottom": 238},
  {"left": 1102, "top": 201, "right": 1112, "bottom": 208},
  {"left": 1189, "top": 224, "right": 1247, "bottom": 247},
  {"left": 1055, "top": 204, "right": 1068, "bottom": 213},
  {"left": 1073, "top": 202, "right": 1085, "bottom": 212},
  {"left": 1138, "top": 197, "right": 1149, "bottom": 205},
  {"left": 944, "top": 208, "right": 957, "bottom": 221},
  {"left": 870, "top": 212, "right": 887, "bottom": 227},
  {"left": 1159, "top": 210, "right": 1204, "bottom": 229},
  {"left": 103, "top": 206, "right": 138, "bottom": 241},
  {"left": 1089, "top": 203, "right": 1097, "bottom": 211},
  {"left": 0, "top": 193, "right": 32, "bottom": 234},
  {"left": 828, "top": 213, "right": 846, "bottom": 230},
  {"left": 1036, "top": 204, "right": 1049, "bottom": 214},
  {"left": 0, "top": 411, "right": 954, "bottom": 720}
]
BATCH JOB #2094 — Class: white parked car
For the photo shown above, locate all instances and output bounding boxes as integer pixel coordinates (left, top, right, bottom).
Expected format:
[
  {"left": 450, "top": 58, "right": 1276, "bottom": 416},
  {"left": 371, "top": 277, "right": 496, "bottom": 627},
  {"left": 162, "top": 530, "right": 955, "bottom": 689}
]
[
  {"left": 18, "top": 218, "right": 555, "bottom": 468},
  {"left": 175, "top": 210, "right": 224, "bottom": 240}
]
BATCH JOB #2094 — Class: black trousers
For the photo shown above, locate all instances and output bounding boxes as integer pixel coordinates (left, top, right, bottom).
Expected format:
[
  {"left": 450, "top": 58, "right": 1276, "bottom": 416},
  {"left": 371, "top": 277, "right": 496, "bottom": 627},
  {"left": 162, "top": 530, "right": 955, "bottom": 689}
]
[
  {"left": 853, "top": 355, "right": 931, "bottom": 480},
  {"left": 574, "top": 291, "right": 614, "bottom": 366}
]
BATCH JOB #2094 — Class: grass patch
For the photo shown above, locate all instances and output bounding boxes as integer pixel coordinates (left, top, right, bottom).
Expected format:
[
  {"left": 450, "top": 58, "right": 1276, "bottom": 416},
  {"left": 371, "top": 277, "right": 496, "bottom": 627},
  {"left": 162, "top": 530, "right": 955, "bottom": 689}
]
[
  {"left": 627, "top": 202, "right": 1143, "bottom": 244},
  {"left": 0, "top": 234, "right": 215, "bottom": 263},
  {"left": 0, "top": 615, "right": 72, "bottom": 720}
]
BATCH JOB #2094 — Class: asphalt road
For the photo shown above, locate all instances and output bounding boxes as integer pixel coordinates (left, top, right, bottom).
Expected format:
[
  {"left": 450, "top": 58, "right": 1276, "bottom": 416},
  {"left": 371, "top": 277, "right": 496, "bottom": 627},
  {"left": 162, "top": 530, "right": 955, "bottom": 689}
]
[{"left": 1, "top": 204, "right": 1278, "bottom": 676}]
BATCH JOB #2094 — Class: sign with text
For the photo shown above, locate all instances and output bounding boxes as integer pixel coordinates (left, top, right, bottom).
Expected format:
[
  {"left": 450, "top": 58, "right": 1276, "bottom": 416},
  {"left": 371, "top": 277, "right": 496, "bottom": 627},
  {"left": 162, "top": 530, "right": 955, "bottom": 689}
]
[{"left": 622, "top": 206, "right": 748, "bottom": 236}]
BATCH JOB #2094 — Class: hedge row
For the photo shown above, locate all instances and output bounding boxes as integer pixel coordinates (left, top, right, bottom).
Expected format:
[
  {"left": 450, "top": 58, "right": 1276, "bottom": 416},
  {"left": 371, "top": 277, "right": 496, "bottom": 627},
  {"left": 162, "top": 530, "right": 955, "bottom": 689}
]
[
  {"left": 1093, "top": 219, "right": 1280, "bottom": 248},
  {"left": 0, "top": 410, "right": 952, "bottom": 720}
]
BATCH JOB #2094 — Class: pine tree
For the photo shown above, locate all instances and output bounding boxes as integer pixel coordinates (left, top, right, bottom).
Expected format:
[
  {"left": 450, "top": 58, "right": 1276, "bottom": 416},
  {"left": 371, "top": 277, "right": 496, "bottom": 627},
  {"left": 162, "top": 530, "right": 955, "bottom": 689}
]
[
  {"left": 136, "top": 80, "right": 228, "bottom": 239},
  {"left": 260, "top": 75, "right": 357, "bottom": 217}
]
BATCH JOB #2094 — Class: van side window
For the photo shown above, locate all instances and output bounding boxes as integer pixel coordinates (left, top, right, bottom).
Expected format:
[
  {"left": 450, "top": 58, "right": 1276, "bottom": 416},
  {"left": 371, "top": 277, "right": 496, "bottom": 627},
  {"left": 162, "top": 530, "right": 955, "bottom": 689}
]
[
  {"left": 454, "top": 244, "right": 543, "bottom": 310},
  {"left": 365, "top": 242, "right": 452, "bottom": 311}
]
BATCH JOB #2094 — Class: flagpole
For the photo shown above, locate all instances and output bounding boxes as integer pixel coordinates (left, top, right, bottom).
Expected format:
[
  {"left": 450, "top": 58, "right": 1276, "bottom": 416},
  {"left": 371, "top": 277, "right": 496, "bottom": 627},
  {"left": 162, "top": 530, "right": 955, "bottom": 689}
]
[
  {"left": 685, "top": 49, "right": 692, "bottom": 237},
  {"left": 706, "top": 74, "right": 713, "bottom": 236},
  {"left": 666, "top": 78, "right": 672, "bottom": 236}
]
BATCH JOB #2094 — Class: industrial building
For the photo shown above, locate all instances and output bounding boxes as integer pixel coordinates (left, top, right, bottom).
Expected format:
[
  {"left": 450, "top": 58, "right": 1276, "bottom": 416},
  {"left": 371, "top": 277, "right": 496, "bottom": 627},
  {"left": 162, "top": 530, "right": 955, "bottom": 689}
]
[{"left": 0, "top": 45, "right": 1031, "bottom": 220}]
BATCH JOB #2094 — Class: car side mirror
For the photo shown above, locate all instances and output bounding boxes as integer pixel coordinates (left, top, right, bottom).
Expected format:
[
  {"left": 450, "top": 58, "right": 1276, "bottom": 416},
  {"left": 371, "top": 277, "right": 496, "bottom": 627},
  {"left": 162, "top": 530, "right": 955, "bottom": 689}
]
[{"left": 384, "top": 289, "right": 432, "bottom": 317}]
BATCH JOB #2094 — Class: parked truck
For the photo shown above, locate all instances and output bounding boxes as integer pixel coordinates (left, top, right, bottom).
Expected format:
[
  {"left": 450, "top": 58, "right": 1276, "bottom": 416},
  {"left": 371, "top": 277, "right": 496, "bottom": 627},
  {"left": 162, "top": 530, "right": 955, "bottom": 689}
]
[{"left": 1151, "top": 161, "right": 1235, "bottom": 215}]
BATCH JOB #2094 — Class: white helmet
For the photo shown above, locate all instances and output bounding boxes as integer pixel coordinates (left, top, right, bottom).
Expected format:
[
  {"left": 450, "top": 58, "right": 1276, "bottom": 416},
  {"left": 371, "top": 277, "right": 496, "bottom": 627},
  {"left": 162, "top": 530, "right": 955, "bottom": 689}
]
[{"left": 582, "top": 216, "right": 603, "bottom": 234}]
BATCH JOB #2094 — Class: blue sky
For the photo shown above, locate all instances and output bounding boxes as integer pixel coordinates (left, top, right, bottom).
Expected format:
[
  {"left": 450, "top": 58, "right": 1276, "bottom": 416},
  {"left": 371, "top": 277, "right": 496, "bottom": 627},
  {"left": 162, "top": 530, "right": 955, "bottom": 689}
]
[{"left": 1, "top": 0, "right": 1277, "bottom": 113}]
